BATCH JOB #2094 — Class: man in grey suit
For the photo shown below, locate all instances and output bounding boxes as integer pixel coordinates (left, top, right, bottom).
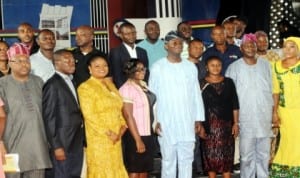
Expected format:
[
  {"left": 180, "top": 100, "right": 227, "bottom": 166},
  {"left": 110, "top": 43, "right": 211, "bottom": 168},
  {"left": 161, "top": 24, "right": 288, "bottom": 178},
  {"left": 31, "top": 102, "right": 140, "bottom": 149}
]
[{"left": 42, "top": 49, "right": 84, "bottom": 178}]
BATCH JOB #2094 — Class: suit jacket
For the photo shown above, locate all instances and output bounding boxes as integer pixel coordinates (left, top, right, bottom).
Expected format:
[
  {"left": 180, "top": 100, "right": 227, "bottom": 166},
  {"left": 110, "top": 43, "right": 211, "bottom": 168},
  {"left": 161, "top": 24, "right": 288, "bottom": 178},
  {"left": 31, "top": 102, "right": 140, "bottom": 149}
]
[
  {"left": 108, "top": 44, "right": 149, "bottom": 88},
  {"left": 42, "top": 73, "right": 84, "bottom": 154}
]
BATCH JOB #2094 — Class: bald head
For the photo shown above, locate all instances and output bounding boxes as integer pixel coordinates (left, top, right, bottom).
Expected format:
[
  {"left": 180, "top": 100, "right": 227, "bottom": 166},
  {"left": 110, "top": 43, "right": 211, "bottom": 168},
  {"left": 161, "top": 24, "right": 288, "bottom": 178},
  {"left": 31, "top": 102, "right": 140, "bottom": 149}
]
[{"left": 75, "top": 25, "right": 94, "bottom": 48}]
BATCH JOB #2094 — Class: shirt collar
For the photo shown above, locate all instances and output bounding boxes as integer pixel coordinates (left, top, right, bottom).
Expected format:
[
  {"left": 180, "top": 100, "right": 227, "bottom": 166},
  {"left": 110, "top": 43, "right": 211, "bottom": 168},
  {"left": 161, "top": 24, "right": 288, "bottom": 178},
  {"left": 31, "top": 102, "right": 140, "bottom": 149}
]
[
  {"left": 56, "top": 71, "right": 73, "bottom": 80},
  {"left": 123, "top": 42, "right": 136, "bottom": 50}
]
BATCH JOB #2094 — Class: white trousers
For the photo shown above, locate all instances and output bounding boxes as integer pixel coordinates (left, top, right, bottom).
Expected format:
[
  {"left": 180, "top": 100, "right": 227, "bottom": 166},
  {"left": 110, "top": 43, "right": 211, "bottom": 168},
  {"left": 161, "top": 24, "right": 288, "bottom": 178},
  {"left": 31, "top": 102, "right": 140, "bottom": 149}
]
[
  {"left": 159, "top": 139, "right": 195, "bottom": 178},
  {"left": 240, "top": 137, "right": 271, "bottom": 178}
]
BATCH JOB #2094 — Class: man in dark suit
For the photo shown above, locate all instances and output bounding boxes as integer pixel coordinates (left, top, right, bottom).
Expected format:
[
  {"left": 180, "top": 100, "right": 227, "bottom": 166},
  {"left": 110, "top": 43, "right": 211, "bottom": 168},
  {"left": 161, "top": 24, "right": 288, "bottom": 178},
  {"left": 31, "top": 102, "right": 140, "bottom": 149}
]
[
  {"left": 108, "top": 22, "right": 149, "bottom": 88},
  {"left": 42, "top": 49, "right": 85, "bottom": 178}
]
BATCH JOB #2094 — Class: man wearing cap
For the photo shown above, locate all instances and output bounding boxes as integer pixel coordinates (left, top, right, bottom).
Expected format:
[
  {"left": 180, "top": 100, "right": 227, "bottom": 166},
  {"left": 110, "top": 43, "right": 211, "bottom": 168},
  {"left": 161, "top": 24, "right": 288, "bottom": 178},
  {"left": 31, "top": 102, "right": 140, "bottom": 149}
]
[
  {"left": 0, "top": 43, "right": 52, "bottom": 178},
  {"left": 149, "top": 31, "right": 205, "bottom": 178},
  {"left": 226, "top": 34, "right": 273, "bottom": 178}
]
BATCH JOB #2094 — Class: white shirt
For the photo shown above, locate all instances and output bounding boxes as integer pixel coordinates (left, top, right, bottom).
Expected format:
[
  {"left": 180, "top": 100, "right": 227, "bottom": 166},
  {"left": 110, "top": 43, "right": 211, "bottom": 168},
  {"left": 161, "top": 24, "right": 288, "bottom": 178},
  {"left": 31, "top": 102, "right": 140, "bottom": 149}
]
[
  {"left": 55, "top": 71, "right": 78, "bottom": 104},
  {"left": 123, "top": 42, "right": 137, "bottom": 58},
  {"left": 30, "top": 50, "right": 55, "bottom": 82}
]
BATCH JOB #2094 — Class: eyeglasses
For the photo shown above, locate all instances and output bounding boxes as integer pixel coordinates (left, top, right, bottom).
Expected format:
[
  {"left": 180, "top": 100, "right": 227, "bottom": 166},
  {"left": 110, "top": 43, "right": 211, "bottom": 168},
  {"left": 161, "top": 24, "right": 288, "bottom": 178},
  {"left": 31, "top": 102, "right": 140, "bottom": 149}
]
[
  {"left": 0, "top": 48, "right": 8, "bottom": 52},
  {"left": 10, "top": 59, "right": 30, "bottom": 64},
  {"left": 135, "top": 67, "right": 147, "bottom": 72}
]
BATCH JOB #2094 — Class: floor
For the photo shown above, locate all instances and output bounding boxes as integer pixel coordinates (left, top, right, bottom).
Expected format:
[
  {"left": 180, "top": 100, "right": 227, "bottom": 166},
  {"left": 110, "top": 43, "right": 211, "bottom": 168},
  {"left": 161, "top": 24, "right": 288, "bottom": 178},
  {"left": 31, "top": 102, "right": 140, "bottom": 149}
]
[{"left": 148, "top": 158, "right": 240, "bottom": 178}]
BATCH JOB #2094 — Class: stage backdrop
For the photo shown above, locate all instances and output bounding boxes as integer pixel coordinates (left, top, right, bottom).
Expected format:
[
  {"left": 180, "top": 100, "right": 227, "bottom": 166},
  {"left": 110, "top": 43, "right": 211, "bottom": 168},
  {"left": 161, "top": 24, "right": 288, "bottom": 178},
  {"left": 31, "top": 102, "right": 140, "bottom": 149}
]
[
  {"left": 2, "top": 0, "right": 90, "bottom": 45},
  {"left": 181, "top": 0, "right": 220, "bottom": 45}
]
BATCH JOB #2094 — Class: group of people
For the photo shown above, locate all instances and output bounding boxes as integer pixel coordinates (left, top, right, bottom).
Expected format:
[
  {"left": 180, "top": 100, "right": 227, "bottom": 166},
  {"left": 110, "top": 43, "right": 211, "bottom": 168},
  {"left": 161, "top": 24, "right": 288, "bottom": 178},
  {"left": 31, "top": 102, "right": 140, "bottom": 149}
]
[{"left": 0, "top": 16, "right": 298, "bottom": 178}]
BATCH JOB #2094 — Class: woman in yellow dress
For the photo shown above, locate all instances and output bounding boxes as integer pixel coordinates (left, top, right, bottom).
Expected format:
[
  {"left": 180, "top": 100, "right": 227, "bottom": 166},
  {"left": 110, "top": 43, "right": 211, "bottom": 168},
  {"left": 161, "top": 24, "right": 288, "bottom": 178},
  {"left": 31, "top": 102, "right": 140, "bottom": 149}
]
[
  {"left": 78, "top": 55, "right": 128, "bottom": 178},
  {"left": 270, "top": 37, "right": 300, "bottom": 177}
]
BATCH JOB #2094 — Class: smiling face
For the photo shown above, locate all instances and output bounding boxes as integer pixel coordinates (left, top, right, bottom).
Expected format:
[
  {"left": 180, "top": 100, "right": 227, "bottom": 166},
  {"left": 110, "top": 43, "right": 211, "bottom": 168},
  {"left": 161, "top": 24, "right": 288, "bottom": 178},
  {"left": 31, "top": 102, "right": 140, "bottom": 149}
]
[
  {"left": 283, "top": 40, "right": 299, "bottom": 59},
  {"left": 165, "top": 38, "right": 183, "bottom": 55},
  {"left": 55, "top": 51, "right": 75, "bottom": 75},
  {"left": 88, "top": 57, "right": 109, "bottom": 79},
  {"left": 206, "top": 57, "right": 222, "bottom": 76},
  {"left": 9, "top": 54, "right": 31, "bottom": 78},
  {"left": 241, "top": 41, "right": 257, "bottom": 58},
  {"left": 256, "top": 35, "right": 269, "bottom": 53},
  {"left": 178, "top": 23, "right": 192, "bottom": 40},
  {"left": 37, "top": 30, "right": 56, "bottom": 51},
  {"left": 132, "top": 62, "right": 146, "bottom": 81},
  {"left": 145, "top": 21, "right": 160, "bottom": 42},
  {"left": 119, "top": 25, "right": 137, "bottom": 46}
]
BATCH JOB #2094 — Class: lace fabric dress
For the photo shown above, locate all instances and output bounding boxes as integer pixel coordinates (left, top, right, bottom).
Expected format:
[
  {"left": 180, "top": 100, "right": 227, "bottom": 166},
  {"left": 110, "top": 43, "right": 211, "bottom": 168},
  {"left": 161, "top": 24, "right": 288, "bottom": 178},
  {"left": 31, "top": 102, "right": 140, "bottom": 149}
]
[{"left": 200, "top": 77, "right": 239, "bottom": 173}]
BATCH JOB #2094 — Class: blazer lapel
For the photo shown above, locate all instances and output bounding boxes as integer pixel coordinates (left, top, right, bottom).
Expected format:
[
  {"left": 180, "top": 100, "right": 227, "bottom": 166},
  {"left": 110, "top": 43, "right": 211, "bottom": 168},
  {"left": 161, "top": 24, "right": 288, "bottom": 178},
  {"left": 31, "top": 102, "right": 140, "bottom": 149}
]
[
  {"left": 54, "top": 74, "right": 79, "bottom": 106},
  {"left": 120, "top": 44, "right": 131, "bottom": 59}
]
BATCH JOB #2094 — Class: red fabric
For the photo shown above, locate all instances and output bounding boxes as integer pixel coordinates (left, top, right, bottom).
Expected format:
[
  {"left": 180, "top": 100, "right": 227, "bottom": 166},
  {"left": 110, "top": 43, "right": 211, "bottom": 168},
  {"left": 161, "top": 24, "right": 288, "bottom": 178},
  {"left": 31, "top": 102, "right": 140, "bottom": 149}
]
[{"left": 6, "top": 43, "right": 29, "bottom": 60}]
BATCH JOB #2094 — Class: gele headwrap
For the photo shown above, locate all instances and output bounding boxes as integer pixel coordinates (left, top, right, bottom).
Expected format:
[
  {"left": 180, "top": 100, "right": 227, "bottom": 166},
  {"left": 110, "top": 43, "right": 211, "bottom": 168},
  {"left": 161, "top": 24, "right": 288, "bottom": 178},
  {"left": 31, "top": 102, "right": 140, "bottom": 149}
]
[
  {"left": 284, "top": 36, "right": 300, "bottom": 50},
  {"left": 6, "top": 43, "right": 30, "bottom": 61}
]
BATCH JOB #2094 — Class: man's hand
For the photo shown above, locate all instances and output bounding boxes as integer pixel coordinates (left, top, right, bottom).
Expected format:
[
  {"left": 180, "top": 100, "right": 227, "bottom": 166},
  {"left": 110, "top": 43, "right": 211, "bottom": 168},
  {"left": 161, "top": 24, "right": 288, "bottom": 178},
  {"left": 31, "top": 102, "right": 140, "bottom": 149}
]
[
  {"left": 272, "top": 112, "right": 281, "bottom": 128},
  {"left": 154, "top": 122, "right": 162, "bottom": 136},
  {"left": 0, "top": 141, "right": 7, "bottom": 164},
  {"left": 54, "top": 148, "right": 66, "bottom": 161},
  {"left": 232, "top": 123, "right": 239, "bottom": 138},
  {"left": 195, "top": 121, "right": 207, "bottom": 140},
  {"left": 195, "top": 121, "right": 202, "bottom": 134}
]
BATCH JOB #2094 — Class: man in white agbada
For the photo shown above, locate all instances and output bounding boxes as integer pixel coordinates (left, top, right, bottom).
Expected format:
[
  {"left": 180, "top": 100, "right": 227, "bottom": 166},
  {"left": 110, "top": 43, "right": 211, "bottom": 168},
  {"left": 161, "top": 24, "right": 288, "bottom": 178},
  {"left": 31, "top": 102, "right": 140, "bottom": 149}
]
[
  {"left": 226, "top": 33, "right": 273, "bottom": 178},
  {"left": 149, "top": 31, "right": 205, "bottom": 178}
]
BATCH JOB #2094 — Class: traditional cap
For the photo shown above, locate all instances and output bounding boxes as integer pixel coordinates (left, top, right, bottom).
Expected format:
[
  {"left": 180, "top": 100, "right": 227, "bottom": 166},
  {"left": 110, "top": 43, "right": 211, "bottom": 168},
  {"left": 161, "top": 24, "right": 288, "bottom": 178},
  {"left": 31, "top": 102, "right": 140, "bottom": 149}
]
[
  {"left": 222, "top": 15, "right": 237, "bottom": 24},
  {"left": 284, "top": 36, "right": 300, "bottom": 49},
  {"left": 241, "top": 33, "right": 257, "bottom": 45},
  {"left": 7, "top": 43, "right": 30, "bottom": 61},
  {"left": 164, "top": 30, "right": 182, "bottom": 44}
]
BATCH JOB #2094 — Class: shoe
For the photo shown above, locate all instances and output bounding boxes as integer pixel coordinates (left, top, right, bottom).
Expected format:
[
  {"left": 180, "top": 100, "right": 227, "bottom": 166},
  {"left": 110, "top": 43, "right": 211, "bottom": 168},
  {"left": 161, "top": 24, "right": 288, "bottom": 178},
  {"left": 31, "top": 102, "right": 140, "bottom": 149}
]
[{"left": 233, "top": 163, "right": 240, "bottom": 173}]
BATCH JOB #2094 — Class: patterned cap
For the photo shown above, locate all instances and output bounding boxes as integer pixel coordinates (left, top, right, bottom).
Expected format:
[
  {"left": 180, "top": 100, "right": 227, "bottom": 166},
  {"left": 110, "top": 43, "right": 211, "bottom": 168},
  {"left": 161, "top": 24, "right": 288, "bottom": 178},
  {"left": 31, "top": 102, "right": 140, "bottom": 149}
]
[
  {"left": 164, "top": 30, "right": 182, "bottom": 44},
  {"left": 7, "top": 43, "right": 30, "bottom": 61},
  {"left": 241, "top": 33, "right": 257, "bottom": 45}
]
